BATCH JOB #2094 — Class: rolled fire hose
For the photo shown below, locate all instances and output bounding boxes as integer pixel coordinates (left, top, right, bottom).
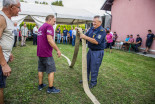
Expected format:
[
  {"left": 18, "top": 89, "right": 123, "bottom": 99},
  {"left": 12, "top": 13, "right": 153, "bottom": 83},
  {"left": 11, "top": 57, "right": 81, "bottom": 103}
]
[
  {"left": 82, "top": 38, "right": 100, "bottom": 104},
  {"left": 61, "top": 29, "right": 100, "bottom": 104},
  {"left": 69, "top": 31, "right": 80, "bottom": 68}
]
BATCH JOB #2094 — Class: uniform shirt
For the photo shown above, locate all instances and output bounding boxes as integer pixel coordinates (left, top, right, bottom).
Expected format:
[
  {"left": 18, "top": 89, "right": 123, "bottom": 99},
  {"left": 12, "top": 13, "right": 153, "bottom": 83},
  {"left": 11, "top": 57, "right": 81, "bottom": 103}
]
[
  {"left": 136, "top": 37, "right": 142, "bottom": 45},
  {"left": 69, "top": 30, "right": 72, "bottom": 37},
  {"left": 56, "top": 28, "right": 60, "bottom": 34},
  {"left": 146, "top": 34, "right": 154, "bottom": 43},
  {"left": 85, "top": 26, "right": 106, "bottom": 50},
  {"left": 63, "top": 30, "right": 68, "bottom": 36},
  {"left": 106, "top": 33, "right": 113, "bottom": 43},
  {"left": 33, "top": 26, "right": 38, "bottom": 35},
  {"left": 37, "top": 23, "right": 54, "bottom": 57}
]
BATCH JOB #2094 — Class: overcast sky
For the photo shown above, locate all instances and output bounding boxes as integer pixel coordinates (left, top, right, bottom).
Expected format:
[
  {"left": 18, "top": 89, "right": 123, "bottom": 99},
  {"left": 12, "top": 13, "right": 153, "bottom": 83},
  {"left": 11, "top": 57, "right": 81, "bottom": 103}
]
[{"left": 62, "top": 0, "right": 105, "bottom": 15}]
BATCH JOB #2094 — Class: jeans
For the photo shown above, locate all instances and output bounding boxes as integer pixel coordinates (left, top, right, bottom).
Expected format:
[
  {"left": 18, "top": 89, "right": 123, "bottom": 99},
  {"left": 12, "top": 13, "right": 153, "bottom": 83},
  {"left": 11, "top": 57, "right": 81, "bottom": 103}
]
[
  {"left": 33, "top": 34, "right": 37, "bottom": 45},
  {"left": 72, "top": 35, "right": 76, "bottom": 46},
  {"left": 13, "top": 36, "right": 17, "bottom": 47},
  {"left": 63, "top": 36, "right": 67, "bottom": 44},
  {"left": 57, "top": 34, "right": 61, "bottom": 44}
]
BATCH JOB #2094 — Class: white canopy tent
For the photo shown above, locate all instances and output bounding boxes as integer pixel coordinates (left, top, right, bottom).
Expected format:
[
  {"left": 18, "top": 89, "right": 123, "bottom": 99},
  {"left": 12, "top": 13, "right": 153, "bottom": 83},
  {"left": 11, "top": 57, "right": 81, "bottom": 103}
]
[
  {"left": 11, "top": 2, "right": 95, "bottom": 26},
  {"left": 11, "top": 2, "right": 95, "bottom": 41},
  {"left": 11, "top": 2, "right": 55, "bottom": 26},
  {"left": 51, "top": 5, "right": 94, "bottom": 24}
]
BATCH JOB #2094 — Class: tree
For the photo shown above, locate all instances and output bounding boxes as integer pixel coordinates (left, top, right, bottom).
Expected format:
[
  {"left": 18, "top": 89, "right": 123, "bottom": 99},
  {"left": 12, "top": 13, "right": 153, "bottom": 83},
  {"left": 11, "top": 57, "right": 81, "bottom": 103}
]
[
  {"left": 51, "top": 0, "right": 63, "bottom": 6},
  {"left": 35, "top": 1, "right": 39, "bottom": 4},
  {"left": 20, "top": 0, "right": 24, "bottom": 2}
]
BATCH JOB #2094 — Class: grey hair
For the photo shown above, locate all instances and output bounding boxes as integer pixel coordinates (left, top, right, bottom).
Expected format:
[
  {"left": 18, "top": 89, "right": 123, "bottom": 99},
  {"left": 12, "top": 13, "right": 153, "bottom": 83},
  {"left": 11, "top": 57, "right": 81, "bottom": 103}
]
[
  {"left": 3, "top": 0, "right": 19, "bottom": 7},
  {"left": 94, "top": 15, "right": 102, "bottom": 23}
]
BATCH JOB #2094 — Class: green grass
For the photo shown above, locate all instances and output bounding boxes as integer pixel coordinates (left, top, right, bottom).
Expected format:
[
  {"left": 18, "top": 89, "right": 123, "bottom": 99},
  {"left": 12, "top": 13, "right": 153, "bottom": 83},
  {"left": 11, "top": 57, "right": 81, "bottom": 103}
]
[{"left": 4, "top": 41, "right": 155, "bottom": 104}]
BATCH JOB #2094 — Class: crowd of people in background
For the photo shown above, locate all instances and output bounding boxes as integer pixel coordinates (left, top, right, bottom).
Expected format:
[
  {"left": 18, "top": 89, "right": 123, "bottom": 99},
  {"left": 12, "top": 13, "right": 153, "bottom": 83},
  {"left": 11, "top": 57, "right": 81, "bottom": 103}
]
[
  {"left": 104, "top": 28, "right": 155, "bottom": 54},
  {"left": 12, "top": 23, "right": 154, "bottom": 54},
  {"left": 56, "top": 26, "right": 82, "bottom": 46}
]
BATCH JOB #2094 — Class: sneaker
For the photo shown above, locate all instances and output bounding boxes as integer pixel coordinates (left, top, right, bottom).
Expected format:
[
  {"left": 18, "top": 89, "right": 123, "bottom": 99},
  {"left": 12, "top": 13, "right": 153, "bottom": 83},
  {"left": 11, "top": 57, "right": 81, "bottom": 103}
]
[
  {"left": 143, "top": 52, "right": 147, "bottom": 54},
  {"left": 79, "top": 80, "right": 83, "bottom": 84},
  {"left": 38, "top": 84, "right": 46, "bottom": 91},
  {"left": 47, "top": 86, "right": 60, "bottom": 94},
  {"left": 89, "top": 84, "right": 96, "bottom": 88}
]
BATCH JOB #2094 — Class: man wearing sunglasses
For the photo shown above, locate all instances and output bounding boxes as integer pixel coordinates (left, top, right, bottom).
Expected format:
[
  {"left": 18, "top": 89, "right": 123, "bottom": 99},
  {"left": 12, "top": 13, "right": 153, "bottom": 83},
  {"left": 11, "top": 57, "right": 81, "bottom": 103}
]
[{"left": 0, "top": 0, "right": 20, "bottom": 104}]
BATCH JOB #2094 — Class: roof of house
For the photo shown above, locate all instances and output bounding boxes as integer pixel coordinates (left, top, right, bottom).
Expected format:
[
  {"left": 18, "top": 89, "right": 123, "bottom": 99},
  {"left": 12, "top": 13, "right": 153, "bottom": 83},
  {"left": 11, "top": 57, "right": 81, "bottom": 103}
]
[{"left": 101, "top": 0, "right": 114, "bottom": 11}]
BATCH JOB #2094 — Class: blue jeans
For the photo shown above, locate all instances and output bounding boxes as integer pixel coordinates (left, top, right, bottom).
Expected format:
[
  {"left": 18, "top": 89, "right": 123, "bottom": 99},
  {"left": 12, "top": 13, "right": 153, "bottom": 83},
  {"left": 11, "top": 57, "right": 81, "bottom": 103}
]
[
  {"left": 33, "top": 34, "right": 37, "bottom": 45},
  {"left": 57, "top": 34, "right": 61, "bottom": 44},
  {"left": 87, "top": 49, "right": 104, "bottom": 86},
  {"left": 63, "top": 36, "right": 67, "bottom": 44},
  {"left": 72, "top": 35, "right": 76, "bottom": 46},
  {"left": 0, "top": 65, "right": 7, "bottom": 88}
]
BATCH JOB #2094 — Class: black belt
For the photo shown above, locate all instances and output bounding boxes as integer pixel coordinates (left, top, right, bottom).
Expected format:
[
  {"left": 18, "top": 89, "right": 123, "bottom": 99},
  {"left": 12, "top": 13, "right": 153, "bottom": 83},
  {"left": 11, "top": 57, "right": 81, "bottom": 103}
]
[{"left": 90, "top": 49, "right": 103, "bottom": 51}]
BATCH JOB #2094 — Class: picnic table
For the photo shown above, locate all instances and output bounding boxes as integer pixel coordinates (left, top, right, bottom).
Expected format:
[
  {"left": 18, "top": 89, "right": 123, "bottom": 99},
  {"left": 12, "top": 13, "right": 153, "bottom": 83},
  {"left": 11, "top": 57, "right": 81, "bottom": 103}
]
[
  {"left": 114, "top": 41, "right": 124, "bottom": 49},
  {"left": 115, "top": 41, "right": 137, "bottom": 52},
  {"left": 122, "top": 42, "right": 137, "bottom": 52}
]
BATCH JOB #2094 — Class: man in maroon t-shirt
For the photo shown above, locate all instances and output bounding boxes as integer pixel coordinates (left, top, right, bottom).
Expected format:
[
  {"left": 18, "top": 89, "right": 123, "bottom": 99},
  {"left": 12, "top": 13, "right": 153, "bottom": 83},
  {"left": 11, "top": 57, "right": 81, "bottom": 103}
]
[{"left": 37, "top": 15, "right": 61, "bottom": 93}]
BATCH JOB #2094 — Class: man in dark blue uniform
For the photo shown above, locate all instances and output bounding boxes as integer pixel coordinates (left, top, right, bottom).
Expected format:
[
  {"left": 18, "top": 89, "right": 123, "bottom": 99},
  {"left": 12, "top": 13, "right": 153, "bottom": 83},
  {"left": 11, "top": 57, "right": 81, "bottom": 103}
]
[
  {"left": 79, "top": 16, "right": 106, "bottom": 88},
  {"left": 134, "top": 34, "right": 142, "bottom": 52}
]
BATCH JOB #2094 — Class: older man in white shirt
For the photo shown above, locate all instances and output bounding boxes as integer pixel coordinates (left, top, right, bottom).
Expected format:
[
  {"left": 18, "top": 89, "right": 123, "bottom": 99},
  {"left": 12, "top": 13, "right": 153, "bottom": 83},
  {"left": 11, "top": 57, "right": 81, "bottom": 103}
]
[
  {"left": 33, "top": 25, "right": 38, "bottom": 45},
  {"left": 72, "top": 27, "right": 77, "bottom": 46}
]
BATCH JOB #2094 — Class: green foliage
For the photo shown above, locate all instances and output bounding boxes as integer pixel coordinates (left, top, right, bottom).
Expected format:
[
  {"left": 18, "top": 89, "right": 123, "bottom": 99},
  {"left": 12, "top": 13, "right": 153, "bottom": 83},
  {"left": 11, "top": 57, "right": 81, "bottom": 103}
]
[
  {"left": 20, "top": 22, "right": 36, "bottom": 30},
  {"left": 56, "top": 24, "right": 85, "bottom": 33},
  {"left": 5, "top": 42, "right": 155, "bottom": 104},
  {"left": 20, "top": 0, "right": 24, "bottom": 2},
  {"left": 52, "top": 0, "right": 63, "bottom": 6},
  {"left": 35, "top": 1, "right": 39, "bottom": 4}
]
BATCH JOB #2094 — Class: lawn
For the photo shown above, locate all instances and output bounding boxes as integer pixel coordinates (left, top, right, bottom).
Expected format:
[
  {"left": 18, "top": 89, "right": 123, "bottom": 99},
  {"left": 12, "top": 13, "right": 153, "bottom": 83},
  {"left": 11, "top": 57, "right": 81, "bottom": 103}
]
[{"left": 4, "top": 41, "right": 155, "bottom": 104}]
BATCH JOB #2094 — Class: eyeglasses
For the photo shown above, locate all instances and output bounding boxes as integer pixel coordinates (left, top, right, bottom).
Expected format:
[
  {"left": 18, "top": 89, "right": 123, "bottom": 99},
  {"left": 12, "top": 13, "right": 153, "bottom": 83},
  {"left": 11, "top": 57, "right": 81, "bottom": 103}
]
[{"left": 11, "top": 5, "right": 21, "bottom": 10}]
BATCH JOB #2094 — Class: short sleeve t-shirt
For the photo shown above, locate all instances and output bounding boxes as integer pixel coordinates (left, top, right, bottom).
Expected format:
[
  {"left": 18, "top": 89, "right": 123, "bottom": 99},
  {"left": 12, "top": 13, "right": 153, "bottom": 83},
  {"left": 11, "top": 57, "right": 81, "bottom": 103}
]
[
  {"left": 63, "top": 30, "right": 68, "bottom": 36},
  {"left": 136, "top": 37, "right": 142, "bottom": 45},
  {"left": 72, "top": 30, "right": 76, "bottom": 36},
  {"left": 106, "top": 33, "right": 113, "bottom": 43},
  {"left": 69, "top": 30, "right": 72, "bottom": 37},
  {"left": 37, "top": 23, "right": 54, "bottom": 57},
  {"left": 146, "top": 34, "right": 154, "bottom": 43},
  {"left": 56, "top": 29, "right": 60, "bottom": 34},
  {"left": 33, "top": 26, "right": 38, "bottom": 35},
  {"left": 125, "top": 38, "right": 130, "bottom": 42},
  {"left": 129, "top": 38, "right": 134, "bottom": 43}
]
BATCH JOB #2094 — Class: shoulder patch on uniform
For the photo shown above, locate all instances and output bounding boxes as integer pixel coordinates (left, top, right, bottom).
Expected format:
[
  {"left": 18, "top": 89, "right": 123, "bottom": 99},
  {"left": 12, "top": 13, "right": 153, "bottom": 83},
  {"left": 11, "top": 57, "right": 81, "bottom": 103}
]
[
  {"left": 100, "top": 29, "right": 103, "bottom": 31},
  {"left": 98, "top": 35, "right": 102, "bottom": 39}
]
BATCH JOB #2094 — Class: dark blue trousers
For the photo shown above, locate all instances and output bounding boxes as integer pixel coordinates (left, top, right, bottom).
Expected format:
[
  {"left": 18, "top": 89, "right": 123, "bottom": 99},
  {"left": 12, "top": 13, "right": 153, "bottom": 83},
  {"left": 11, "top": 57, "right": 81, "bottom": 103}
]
[
  {"left": 33, "top": 34, "right": 37, "bottom": 45},
  {"left": 87, "top": 49, "right": 104, "bottom": 86}
]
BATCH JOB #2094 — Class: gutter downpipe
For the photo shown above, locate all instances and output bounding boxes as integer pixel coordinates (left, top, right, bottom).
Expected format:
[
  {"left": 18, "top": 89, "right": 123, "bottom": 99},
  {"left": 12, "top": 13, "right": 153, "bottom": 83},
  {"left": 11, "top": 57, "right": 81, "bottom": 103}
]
[{"left": 105, "top": 11, "right": 112, "bottom": 29}]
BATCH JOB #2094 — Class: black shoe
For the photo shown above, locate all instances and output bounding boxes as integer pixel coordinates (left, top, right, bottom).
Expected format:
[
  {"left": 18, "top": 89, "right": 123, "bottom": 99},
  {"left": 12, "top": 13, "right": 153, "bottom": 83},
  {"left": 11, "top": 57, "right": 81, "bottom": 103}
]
[
  {"left": 38, "top": 84, "right": 46, "bottom": 91},
  {"left": 47, "top": 86, "right": 60, "bottom": 93},
  {"left": 89, "top": 84, "right": 96, "bottom": 88},
  {"left": 143, "top": 52, "right": 147, "bottom": 54},
  {"left": 79, "top": 80, "right": 83, "bottom": 84}
]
